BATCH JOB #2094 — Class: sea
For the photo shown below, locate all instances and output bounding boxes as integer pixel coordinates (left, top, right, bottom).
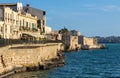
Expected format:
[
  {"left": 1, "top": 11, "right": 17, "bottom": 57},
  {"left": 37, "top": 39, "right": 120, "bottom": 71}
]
[{"left": 7, "top": 44, "right": 120, "bottom": 78}]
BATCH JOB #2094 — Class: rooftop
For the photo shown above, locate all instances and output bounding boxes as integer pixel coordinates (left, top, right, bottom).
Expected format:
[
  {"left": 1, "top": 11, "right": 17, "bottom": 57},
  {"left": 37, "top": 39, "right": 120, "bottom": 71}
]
[
  {"left": 0, "top": 2, "right": 46, "bottom": 19},
  {"left": 0, "top": 3, "right": 17, "bottom": 6},
  {"left": 24, "top": 6, "right": 46, "bottom": 19}
]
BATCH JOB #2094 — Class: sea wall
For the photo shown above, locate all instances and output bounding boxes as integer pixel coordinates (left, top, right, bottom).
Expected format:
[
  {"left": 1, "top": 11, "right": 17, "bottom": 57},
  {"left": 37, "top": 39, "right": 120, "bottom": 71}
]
[
  {"left": 0, "top": 43, "right": 64, "bottom": 77},
  {"left": 81, "top": 44, "right": 106, "bottom": 50}
]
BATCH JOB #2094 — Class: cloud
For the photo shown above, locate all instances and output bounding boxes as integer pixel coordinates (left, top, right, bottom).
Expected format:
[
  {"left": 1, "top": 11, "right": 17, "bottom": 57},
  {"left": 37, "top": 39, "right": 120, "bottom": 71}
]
[
  {"left": 82, "top": 4, "right": 94, "bottom": 8},
  {"left": 82, "top": 4, "right": 120, "bottom": 12},
  {"left": 82, "top": 4, "right": 98, "bottom": 10},
  {"left": 101, "top": 5, "right": 120, "bottom": 11}
]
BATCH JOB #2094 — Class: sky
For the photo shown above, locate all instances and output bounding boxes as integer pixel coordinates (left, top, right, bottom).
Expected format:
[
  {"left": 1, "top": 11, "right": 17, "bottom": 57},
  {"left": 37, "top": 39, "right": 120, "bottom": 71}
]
[{"left": 1, "top": 0, "right": 120, "bottom": 36}]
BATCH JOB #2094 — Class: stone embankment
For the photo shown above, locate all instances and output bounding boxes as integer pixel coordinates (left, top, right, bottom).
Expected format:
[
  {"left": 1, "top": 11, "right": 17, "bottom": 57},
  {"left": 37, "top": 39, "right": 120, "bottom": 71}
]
[
  {"left": 81, "top": 44, "right": 106, "bottom": 50},
  {"left": 64, "top": 44, "right": 105, "bottom": 52},
  {"left": 0, "top": 43, "right": 64, "bottom": 78}
]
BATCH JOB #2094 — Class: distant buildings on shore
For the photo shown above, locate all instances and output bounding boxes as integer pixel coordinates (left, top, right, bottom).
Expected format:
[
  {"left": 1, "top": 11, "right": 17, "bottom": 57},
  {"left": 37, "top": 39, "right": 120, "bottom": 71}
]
[
  {"left": 46, "top": 28, "right": 103, "bottom": 50},
  {"left": 95, "top": 36, "right": 120, "bottom": 43},
  {"left": 60, "top": 30, "right": 102, "bottom": 50}
]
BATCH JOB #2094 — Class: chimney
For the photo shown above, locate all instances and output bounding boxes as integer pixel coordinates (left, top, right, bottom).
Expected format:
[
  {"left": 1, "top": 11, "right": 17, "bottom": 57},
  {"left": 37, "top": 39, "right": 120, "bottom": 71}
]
[
  {"left": 26, "top": 4, "right": 30, "bottom": 7},
  {"left": 25, "top": 4, "right": 30, "bottom": 13}
]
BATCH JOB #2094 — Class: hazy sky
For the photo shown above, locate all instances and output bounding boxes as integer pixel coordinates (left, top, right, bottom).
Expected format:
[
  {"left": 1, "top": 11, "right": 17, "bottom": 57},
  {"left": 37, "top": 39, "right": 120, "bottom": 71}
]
[{"left": 1, "top": 0, "right": 120, "bottom": 36}]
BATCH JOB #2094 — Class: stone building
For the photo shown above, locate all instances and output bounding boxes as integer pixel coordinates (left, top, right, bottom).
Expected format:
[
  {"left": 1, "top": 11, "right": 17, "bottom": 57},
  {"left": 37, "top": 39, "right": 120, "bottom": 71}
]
[
  {"left": 78, "top": 35, "right": 97, "bottom": 45},
  {"left": 62, "top": 35, "right": 81, "bottom": 51},
  {"left": 23, "top": 4, "right": 46, "bottom": 34},
  {"left": 78, "top": 35, "right": 99, "bottom": 49},
  {"left": 0, "top": 2, "right": 46, "bottom": 39}
]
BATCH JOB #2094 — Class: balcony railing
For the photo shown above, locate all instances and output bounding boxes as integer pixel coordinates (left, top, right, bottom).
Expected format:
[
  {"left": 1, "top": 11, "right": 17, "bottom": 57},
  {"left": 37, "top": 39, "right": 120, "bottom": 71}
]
[{"left": 19, "top": 26, "right": 38, "bottom": 32}]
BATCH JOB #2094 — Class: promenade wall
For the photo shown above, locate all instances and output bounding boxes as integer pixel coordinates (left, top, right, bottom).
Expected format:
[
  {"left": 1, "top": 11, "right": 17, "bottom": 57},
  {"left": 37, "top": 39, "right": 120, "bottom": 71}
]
[{"left": 0, "top": 43, "right": 64, "bottom": 76}]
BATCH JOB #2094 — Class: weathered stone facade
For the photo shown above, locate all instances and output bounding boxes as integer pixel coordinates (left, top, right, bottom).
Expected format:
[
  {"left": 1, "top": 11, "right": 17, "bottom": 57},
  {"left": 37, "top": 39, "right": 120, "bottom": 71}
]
[
  {"left": 78, "top": 35, "right": 104, "bottom": 49},
  {"left": 78, "top": 36, "right": 97, "bottom": 45},
  {"left": 0, "top": 43, "right": 64, "bottom": 76},
  {"left": 62, "top": 35, "right": 81, "bottom": 51}
]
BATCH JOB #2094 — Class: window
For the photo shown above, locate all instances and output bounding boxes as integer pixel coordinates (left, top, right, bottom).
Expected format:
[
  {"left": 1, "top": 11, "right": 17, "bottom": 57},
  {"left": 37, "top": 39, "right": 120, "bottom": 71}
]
[
  {"left": 26, "top": 22, "right": 28, "bottom": 27},
  {"left": 43, "top": 20, "right": 45, "bottom": 25},
  {"left": 37, "top": 20, "right": 41, "bottom": 28},
  {"left": 43, "top": 11, "right": 46, "bottom": 15},
  {"left": 43, "top": 27, "right": 45, "bottom": 32},
  {"left": 20, "top": 20, "right": 22, "bottom": 26},
  {"left": 16, "top": 20, "right": 18, "bottom": 25},
  {"left": 23, "top": 19, "right": 24, "bottom": 26},
  {"left": 34, "top": 24, "right": 36, "bottom": 28},
  {"left": 1, "top": 27, "right": 3, "bottom": 32},
  {"left": 5, "top": 25, "right": 7, "bottom": 33},
  {"left": 13, "top": 20, "right": 15, "bottom": 24},
  {"left": 32, "top": 23, "right": 34, "bottom": 29}
]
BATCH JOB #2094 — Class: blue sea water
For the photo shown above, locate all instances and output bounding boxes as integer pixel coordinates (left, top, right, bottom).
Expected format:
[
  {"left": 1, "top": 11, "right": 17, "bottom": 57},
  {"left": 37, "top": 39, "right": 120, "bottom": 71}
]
[{"left": 8, "top": 44, "right": 120, "bottom": 78}]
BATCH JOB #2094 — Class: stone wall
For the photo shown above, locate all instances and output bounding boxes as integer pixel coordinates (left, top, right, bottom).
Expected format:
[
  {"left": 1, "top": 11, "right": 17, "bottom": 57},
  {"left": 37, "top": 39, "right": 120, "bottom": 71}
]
[
  {"left": 79, "top": 36, "right": 98, "bottom": 46},
  {"left": 78, "top": 36, "right": 105, "bottom": 49},
  {"left": 83, "top": 37, "right": 94, "bottom": 45},
  {"left": 62, "top": 36, "right": 81, "bottom": 51},
  {"left": 0, "top": 43, "right": 63, "bottom": 75},
  {"left": 69, "top": 36, "right": 81, "bottom": 50}
]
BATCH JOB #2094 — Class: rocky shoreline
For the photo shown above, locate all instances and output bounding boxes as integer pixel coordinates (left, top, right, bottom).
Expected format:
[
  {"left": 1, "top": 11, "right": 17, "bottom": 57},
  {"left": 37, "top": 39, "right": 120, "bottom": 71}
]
[
  {"left": 64, "top": 44, "right": 105, "bottom": 52},
  {"left": 81, "top": 44, "right": 106, "bottom": 50},
  {"left": 0, "top": 53, "right": 64, "bottom": 78},
  {"left": 1, "top": 54, "right": 64, "bottom": 78}
]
